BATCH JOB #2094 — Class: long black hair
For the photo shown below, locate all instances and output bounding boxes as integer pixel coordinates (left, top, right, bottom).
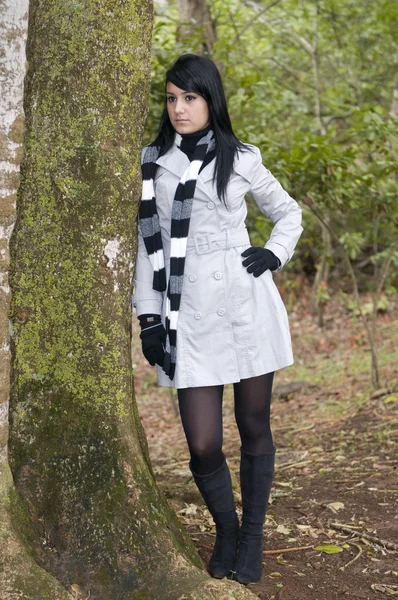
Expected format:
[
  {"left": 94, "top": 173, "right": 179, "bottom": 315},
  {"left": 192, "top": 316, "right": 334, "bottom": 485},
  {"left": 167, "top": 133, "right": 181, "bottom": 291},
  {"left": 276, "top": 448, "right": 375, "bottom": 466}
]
[{"left": 152, "top": 54, "right": 251, "bottom": 202}]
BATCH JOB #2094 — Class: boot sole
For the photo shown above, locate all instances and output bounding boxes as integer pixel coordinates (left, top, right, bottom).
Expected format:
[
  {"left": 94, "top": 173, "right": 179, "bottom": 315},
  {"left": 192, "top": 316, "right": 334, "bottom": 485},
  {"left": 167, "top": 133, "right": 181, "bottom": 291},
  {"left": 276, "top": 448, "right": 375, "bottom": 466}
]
[
  {"left": 209, "top": 570, "right": 232, "bottom": 579},
  {"left": 235, "top": 576, "right": 261, "bottom": 584}
]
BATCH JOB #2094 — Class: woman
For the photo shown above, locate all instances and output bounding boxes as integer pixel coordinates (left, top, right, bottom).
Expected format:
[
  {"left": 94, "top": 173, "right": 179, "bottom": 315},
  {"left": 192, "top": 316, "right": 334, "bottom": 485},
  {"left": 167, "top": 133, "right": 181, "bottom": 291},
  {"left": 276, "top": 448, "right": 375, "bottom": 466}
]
[{"left": 133, "top": 54, "right": 303, "bottom": 584}]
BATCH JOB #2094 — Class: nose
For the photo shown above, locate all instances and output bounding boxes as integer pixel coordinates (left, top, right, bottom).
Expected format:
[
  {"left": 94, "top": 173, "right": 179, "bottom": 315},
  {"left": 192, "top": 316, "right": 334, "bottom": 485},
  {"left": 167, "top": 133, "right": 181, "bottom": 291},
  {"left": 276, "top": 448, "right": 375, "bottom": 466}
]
[{"left": 174, "top": 98, "right": 185, "bottom": 115}]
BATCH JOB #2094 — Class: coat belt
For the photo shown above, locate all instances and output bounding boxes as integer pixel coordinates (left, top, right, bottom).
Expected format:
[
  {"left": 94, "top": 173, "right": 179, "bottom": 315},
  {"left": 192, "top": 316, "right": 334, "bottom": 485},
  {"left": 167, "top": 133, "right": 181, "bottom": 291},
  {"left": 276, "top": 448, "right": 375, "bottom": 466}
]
[
  {"left": 187, "top": 229, "right": 250, "bottom": 255},
  {"left": 162, "top": 230, "right": 250, "bottom": 260}
]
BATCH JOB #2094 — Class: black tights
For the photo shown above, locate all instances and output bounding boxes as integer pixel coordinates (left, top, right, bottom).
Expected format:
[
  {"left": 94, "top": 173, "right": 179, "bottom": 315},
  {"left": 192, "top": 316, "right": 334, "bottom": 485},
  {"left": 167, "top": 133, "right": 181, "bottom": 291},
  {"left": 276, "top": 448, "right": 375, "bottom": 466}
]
[{"left": 177, "top": 373, "right": 274, "bottom": 476}]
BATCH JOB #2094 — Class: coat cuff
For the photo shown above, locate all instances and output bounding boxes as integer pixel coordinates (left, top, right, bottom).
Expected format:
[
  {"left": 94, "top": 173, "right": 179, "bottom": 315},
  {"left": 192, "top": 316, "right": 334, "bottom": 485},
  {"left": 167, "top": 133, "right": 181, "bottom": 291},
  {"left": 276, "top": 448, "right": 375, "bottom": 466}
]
[
  {"left": 133, "top": 298, "right": 163, "bottom": 317},
  {"left": 264, "top": 241, "right": 290, "bottom": 272}
]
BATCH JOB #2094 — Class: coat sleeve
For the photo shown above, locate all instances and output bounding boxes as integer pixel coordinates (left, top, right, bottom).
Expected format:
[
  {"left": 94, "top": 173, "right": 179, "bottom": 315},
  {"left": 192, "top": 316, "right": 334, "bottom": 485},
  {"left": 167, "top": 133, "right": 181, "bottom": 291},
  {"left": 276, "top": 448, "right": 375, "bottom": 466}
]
[
  {"left": 132, "top": 147, "right": 164, "bottom": 317},
  {"left": 247, "top": 146, "right": 303, "bottom": 271},
  {"left": 132, "top": 226, "right": 164, "bottom": 317}
]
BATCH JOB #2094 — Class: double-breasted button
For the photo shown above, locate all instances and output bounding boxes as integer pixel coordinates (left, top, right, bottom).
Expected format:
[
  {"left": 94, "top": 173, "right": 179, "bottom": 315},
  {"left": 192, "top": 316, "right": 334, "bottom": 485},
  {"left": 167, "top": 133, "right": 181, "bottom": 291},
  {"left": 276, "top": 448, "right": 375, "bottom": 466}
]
[
  {"left": 189, "top": 274, "right": 197, "bottom": 282},
  {"left": 214, "top": 271, "right": 222, "bottom": 280},
  {"left": 207, "top": 201, "right": 215, "bottom": 210},
  {"left": 194, "top": 312, "right": 202, "bottom": 320},
  {"left": 217, "top": 308, "right": 226, "bottom": 317}
]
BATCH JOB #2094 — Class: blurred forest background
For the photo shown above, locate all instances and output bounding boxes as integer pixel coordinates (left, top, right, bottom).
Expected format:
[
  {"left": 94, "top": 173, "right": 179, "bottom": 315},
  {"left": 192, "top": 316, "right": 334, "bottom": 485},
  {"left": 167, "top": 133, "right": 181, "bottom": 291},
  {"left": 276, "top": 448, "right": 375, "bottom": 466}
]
[
  {"left": 142, "top": 0, "right": 398, "bottom": 388},
  {"left": 131, "top": 5, "right": 398, "bottom": 598}
]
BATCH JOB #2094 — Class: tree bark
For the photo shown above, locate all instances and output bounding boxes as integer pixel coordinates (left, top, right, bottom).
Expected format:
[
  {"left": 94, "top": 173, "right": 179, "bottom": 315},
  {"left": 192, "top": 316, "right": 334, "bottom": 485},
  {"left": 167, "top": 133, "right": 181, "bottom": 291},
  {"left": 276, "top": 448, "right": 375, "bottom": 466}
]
[
  {"left": 0, "top": 1, "right": 72, "bottom": 597},
  {"left": 310, "top": 221, "right": 331, "bottom": 327},
  {"left": 3, "top": 1, "right": 257, "bottom": 598}
]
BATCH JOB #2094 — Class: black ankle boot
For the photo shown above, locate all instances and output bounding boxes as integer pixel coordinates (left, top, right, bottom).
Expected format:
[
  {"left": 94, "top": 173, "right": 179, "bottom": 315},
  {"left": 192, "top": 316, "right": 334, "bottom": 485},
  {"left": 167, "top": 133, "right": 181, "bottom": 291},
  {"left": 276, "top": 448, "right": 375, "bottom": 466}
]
[
  {"left": 190, "top": 459, "right": 239, "bottom": 579},
  {"left": 233, "top": 448, "right": 275, "bottom": 584}
]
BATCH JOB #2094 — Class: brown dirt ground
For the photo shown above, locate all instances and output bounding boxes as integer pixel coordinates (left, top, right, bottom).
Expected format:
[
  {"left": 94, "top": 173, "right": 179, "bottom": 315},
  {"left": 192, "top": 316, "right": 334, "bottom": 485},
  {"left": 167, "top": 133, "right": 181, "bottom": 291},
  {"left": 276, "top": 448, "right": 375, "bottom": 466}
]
[{"left": 132, "top": 289, "right": 398, "bottom": 600}]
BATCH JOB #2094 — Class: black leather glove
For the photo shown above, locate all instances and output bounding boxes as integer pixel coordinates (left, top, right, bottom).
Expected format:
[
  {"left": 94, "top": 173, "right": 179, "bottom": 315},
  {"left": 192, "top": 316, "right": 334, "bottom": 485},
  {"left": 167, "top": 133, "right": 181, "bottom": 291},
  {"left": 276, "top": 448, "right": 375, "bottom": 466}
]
[
  {"left": 138, "top": 314, "right": 166, "bottom": 367},
  {"left": 241, "top": 247, "right": 281, "bottom": 277}
]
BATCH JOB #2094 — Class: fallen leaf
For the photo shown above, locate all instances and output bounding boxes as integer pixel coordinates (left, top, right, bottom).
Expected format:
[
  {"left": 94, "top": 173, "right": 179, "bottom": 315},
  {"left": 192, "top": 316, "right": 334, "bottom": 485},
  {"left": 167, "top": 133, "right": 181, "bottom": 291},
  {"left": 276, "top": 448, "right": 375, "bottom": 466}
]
[
  {"left": 276, "top": 524, "right": 291, "bottom": 535},
  {"left": 327, "top": 502, "right": 345, "bottom": 512},
  {"left": 178, "top": 504, "right": 198, "bottom": 516},
  {"left": 384, "top": 395, "right": 397, "bottom": 404},
  {"left": 296, "top": 524, "right": 320, "bottom": 538},
  {"left": 315, "top": 544, "right": 344, "bottom": 554}
]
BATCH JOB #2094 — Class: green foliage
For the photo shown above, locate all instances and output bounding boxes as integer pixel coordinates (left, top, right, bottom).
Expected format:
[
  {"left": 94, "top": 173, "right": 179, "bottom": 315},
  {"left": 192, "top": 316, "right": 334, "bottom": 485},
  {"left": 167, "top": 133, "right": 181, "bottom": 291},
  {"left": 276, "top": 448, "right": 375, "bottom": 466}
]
[{"left": 149, "top": 0, "right": 398, "bottom": 289}]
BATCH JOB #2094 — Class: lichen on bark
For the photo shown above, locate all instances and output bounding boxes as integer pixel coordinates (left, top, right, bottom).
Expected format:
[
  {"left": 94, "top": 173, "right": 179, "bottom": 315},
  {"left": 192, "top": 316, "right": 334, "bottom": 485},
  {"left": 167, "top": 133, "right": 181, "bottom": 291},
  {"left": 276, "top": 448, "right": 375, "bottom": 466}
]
[{"left": 8, "top": 0, "right": 202, "bottom": 596}]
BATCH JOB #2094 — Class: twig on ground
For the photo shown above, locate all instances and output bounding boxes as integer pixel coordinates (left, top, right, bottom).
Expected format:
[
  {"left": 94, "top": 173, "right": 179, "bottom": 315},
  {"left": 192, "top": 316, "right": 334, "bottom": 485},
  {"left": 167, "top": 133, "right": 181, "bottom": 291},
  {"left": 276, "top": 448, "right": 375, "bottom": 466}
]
[
  {"left": 198, "top": 543, "right": 214, "bottom": 552},
  {"left": 278, "top": 460, "right": 313, "bottom": 472},
  {"left": 287, "top": 423, "right": 315, "bottom": 434},
  {"left": 331, "top": 522, "right": 398, "bottom": 551},
  {"left": 320, "top": 502, "right": 338, "bottom": 514},
  {"left": 275, "top": 423, "right": 314, "bottom": 432},
  {"left": 340, "top": 541, "right": 363, "bottom": 571},
  {"left": 371, "top": 584, "right": 398, "bottom": 594},
  {"left": 197, "top": 542, "right": 314, "bottom": 554},
  {"left": 263, "top": 545, "right": 314, "bottom": 555},
  {"left": 368, "top": 488, "right": 398, "bottom": 493},
  {"left": 370, "top": 388, "right": 391, "bottom": 399}
]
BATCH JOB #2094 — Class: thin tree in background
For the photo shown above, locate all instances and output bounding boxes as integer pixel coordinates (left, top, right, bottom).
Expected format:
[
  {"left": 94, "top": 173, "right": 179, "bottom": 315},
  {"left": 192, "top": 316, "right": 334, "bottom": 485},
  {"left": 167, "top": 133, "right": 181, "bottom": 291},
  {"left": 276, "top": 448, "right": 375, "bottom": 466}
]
[{"left": 177, "top": 0, "right": 216, "bottom": 54}]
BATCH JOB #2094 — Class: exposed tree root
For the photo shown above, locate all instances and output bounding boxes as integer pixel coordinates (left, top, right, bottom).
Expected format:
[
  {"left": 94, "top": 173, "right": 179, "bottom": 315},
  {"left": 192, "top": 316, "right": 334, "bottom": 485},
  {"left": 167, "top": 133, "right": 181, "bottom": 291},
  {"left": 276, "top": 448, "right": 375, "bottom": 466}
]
[{"left": 0, "top": 465, "right": 72, "bottom": 600}]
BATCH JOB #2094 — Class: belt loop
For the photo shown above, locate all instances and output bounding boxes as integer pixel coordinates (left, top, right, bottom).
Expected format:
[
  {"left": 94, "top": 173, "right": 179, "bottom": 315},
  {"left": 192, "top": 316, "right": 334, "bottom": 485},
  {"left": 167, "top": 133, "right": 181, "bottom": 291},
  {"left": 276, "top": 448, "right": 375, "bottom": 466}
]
[
  {"left": 194, "top": 233, "right": 210, "bottom": 255},
  {"left": 225, "top": 228, "right": 230, "bottom": 249}
]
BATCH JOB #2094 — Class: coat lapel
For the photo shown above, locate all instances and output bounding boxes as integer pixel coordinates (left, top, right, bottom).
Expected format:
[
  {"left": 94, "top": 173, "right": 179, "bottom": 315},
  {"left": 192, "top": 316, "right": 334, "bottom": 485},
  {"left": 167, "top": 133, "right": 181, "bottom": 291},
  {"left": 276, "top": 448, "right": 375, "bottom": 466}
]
[
  {"left": 196, "top": 158, "right": 216, "bottom": 198},
  {"left": 156, "top": 145, "right": 216, "bottom": 200},
  {"left": 155, "top": 146, "right": 188, "bottom": 179}
]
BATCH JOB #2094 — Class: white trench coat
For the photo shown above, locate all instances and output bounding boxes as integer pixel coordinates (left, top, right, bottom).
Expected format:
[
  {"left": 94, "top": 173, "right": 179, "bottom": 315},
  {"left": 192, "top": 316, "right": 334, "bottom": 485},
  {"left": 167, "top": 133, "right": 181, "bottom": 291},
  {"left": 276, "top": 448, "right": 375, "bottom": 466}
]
[{"left": 133, "top": 140, "right": 303, "bottom": 389}]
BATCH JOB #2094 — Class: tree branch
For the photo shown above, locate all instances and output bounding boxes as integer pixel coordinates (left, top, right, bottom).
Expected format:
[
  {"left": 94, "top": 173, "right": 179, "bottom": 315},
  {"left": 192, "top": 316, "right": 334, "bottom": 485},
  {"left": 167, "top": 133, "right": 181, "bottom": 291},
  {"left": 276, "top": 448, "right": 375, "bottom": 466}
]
[{"left": 232, "top": 0, "right": 284, "bottom": 45}]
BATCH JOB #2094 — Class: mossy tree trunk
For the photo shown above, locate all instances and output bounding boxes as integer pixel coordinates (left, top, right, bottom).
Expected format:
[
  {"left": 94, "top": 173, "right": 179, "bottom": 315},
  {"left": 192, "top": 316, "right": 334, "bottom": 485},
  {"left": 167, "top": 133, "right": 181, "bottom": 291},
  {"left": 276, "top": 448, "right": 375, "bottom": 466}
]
[
  {"left": 1, "top": 1, "right": 71, "bottom": 597},
  {"left": 4, "top": 1, "right": 257, "bottom": 599}
]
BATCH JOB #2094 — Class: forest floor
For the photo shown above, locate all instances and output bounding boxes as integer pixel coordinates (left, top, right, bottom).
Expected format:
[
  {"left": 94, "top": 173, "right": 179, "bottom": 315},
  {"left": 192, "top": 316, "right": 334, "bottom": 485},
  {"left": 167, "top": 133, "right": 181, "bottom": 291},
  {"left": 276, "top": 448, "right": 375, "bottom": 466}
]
[{"left": 132, "top": 286, "right": 398, "bottom": 600}]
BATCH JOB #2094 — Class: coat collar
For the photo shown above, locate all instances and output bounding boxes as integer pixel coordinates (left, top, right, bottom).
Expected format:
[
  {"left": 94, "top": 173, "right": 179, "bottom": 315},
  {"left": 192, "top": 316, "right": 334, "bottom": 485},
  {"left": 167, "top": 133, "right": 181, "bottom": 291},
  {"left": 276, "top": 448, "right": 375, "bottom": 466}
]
[{"left": 155, "top": 135, "right": 215, "bottom": 197}]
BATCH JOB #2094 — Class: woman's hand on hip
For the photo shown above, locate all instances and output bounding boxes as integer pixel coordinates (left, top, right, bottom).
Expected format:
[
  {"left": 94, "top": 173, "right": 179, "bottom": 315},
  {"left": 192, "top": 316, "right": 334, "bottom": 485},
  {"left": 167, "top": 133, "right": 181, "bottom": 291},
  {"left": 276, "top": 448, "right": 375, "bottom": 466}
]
[{"left": 241, "top": 247, "right": 280, "bottom": 277}]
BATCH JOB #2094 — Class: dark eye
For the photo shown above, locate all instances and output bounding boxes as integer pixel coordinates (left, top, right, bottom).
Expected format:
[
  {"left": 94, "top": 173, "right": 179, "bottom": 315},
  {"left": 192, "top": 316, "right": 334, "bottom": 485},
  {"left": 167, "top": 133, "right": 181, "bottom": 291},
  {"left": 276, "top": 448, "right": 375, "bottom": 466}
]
[
  {"left": 185, "top": 95, "right": 196, "bottom": 101},
  {"left": 166, "top": 96, "right": 176, "bottom": 103}
]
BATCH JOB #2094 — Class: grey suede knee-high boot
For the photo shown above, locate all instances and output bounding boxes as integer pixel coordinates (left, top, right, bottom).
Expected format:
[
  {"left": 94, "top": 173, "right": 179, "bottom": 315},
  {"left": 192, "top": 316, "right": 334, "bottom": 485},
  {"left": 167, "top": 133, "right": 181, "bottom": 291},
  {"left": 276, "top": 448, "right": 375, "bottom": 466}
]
[
  {"left": 190, "top": 459, "right": 239, "bottom": 579},
  {"left": 233, "top": 447, "right": 275, "bottom": 584}
]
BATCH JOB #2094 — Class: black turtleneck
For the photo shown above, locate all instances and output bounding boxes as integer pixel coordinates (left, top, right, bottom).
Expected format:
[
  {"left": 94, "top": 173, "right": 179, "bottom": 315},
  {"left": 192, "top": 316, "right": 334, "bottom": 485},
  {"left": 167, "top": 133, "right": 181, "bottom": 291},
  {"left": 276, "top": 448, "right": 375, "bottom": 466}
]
[{"left": 178, "top": 124, "right": 216, "bottom": 173}]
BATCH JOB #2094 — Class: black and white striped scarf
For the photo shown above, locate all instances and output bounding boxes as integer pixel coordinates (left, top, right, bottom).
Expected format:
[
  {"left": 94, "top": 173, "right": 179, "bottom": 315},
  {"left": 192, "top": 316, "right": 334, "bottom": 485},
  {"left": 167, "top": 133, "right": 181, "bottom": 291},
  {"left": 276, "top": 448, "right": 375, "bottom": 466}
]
[{"left": 139, "top": 130, "right": 215, "bottom": 380}]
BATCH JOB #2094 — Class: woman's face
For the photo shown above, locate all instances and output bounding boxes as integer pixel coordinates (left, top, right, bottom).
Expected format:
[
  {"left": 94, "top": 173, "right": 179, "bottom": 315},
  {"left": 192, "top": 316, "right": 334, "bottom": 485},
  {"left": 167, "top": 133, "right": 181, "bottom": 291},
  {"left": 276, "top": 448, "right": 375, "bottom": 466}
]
[{"left": 166, "top": 82, "right": 209, "bottom": 134}]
